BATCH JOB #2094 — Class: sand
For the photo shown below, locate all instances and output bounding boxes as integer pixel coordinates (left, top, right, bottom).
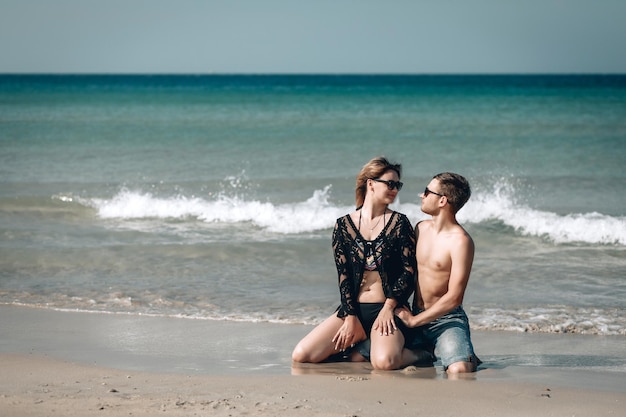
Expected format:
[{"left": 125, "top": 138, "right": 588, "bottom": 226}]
[
  {"left": 0, "top": 305, "right": 624, "bottom": 416},
  {"left": 1, "top": 354, "right": 624, "bottom": 417}
]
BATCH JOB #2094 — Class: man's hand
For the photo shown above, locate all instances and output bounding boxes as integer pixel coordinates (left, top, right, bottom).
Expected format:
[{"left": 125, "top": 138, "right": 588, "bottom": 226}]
[{"left": 395, "top": 306, "right": 416, "bottom": 328}]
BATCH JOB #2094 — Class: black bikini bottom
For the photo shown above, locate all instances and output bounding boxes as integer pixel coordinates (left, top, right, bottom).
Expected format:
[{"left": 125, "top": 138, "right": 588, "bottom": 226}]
[{"left": 357, "top": 302, "right": 410, "bottom": 336}]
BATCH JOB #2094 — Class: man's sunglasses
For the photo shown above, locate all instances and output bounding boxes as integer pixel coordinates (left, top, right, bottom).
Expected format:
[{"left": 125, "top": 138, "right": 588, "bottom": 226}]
[
  {"left": 424, "top": 187, "right": 445, "bottom": 197},
  {"left": 370, "top": 178, "right": 403, "bottom": 191}
]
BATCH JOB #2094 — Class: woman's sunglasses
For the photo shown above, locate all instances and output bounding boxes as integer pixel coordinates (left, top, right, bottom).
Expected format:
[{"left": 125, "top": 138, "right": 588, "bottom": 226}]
[{"left": 370, "top": 178, "right": 403, "bottom": 191}]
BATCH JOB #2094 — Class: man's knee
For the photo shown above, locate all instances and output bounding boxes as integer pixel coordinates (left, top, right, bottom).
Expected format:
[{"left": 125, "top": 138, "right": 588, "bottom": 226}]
[{"left": 446, "top": 360, "right": 476, "bottom": 374}]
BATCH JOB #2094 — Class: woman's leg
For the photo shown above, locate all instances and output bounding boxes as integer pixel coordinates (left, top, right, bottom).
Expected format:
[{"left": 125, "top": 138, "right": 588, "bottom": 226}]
[
  {"left": 291, "top": 313, "right": 345, "bottom": 363},
  {"left": 369, "top": 329, "right": 420, "bottom": 370}
]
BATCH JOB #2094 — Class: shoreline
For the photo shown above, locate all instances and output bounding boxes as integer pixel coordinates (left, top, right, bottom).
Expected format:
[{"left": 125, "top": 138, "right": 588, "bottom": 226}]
[
  {"left": 1, "top": 304, "right": 624, "bottom": 387},
  {"left": 1, "top": 304, "right": 624, "bottom": 416}
]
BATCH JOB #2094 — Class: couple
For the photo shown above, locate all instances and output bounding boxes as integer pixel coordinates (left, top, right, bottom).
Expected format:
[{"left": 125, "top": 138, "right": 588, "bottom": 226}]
[{"left": 291, "top": 156, "right": 479, "bottom": 374}]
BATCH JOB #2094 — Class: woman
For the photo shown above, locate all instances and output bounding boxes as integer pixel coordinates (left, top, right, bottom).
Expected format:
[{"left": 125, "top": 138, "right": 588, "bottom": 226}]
[{"left": 292, "top": 156, "right": 421, "bottom": 370}]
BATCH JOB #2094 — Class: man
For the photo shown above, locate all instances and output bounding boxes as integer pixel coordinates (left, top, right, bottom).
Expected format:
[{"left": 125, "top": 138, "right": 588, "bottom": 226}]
[{"left": 396, "top": 172, "right": 480, "bottom": 374}]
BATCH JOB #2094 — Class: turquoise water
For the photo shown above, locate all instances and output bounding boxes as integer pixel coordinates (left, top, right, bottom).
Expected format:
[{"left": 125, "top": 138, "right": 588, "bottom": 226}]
[{"left": 1, "top": 75, "right": 625, "bottom": 335}]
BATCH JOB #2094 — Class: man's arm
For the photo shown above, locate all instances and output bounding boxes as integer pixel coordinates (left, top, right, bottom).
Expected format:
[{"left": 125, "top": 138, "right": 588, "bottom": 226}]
[{"left": 399, "top": 233, "right": 474, "bottom": 328}]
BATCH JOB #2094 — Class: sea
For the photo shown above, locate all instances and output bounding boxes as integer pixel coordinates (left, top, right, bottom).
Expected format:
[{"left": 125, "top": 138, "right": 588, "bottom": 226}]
[{"left": 1, "top": 74, "right": 625, "bottom": 338}]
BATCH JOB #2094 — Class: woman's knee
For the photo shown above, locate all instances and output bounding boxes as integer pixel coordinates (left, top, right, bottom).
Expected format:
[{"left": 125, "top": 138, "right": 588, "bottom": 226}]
[
  {"left": 370, "top": 351, "right": 401, "bottom": 370},
  {"left": 292, "top": 343, "right": 316, "bottom": 363},
  {"left": 369, "top": 335, "right": 405, "bottom": 370},
  {"left": 291, "top": 345, "right": 305, "bottom": 363}
]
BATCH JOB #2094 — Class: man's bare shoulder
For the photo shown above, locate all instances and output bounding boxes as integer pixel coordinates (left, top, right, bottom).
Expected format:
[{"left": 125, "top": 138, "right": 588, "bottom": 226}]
[
  {"left": 450, "top": 224, "right": 475, "bottom": 252},
  {"left": 415, "top": 219, "right": 434, "bottom": 233}
]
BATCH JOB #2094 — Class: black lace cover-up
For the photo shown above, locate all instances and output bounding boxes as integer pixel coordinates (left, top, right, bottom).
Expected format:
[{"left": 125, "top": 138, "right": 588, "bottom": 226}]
[{"left": 332, "top": 211, "right": 416, "bottom": 318}]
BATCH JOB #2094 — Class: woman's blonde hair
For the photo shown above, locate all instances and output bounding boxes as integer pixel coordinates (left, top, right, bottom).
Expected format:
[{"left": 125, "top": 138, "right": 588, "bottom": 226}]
[{"left": 355, "top": 156, "right": 402, "bottom": 209}]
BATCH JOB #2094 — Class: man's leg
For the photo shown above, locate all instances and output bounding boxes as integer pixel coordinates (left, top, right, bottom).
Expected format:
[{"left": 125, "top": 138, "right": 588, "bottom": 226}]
[{"left": 430, "top": 308, "right": 479, "bottom": 374}]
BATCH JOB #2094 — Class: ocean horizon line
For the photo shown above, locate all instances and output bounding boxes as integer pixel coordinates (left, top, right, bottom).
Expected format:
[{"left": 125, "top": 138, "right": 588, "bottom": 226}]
[
  {"left": 2, "top": 72, "right": 626, "bottom": 76},
  {"left": 3, "top": 73, "right": 625, "bottom": 90}
]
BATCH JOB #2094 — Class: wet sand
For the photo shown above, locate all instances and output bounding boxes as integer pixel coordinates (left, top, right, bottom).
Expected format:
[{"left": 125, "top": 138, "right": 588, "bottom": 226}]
[{"left": 1, "top": 305, "right": 624, "bottom": 416}]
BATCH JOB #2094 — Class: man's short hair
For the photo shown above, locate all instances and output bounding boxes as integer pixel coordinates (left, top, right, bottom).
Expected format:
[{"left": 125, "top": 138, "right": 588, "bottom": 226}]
[{"left": 434, "top": 172, "right": 471, "bottom": 213}]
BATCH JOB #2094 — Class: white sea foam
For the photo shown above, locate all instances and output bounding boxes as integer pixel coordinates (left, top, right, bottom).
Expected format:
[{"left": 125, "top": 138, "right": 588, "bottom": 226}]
[
  {"left": 461, "top": 180, "right": 626, "bottom": 245},
  {"left": 91, "top": 185, "right": 350, "bottom": 234},
  {"left": 88, "top": 181, "right": 626, "bottom": 245},
  {"left": 5, "top": 297, "right": 623, "bottom": 336},
  {"left": 469, "top": 306, "right": 626, "bottom": 336}
]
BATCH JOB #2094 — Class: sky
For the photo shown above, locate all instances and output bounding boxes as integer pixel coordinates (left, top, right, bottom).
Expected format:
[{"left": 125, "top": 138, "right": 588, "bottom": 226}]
[{"left": 1, "top": 0, "right": 625, "bottom": 74}]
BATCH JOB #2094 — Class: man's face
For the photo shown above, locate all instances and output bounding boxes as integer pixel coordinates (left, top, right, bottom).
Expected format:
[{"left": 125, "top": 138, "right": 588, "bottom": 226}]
[{"left": 420, "top": 179, "right": 445, "bottom": 213}]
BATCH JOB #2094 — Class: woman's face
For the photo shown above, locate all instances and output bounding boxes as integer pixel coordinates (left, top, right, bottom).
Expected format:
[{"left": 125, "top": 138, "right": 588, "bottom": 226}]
[{"left": 368, "top": 170, "right": 401, "bottom": 205}]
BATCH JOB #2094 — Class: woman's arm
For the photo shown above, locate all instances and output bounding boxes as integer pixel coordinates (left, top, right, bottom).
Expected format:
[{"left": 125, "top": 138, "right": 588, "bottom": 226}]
[
  {"left": 375, "top": 214, "right": 416, "bottom": 335},
  {"left": 332, "top": 219, "right": 358, "bottom": 318},
  {"left": 390, "top": 214, "right": 417, "bottom": 303},
  {"left": 331, "top": 219, "right": 366, "bottom": 348}
]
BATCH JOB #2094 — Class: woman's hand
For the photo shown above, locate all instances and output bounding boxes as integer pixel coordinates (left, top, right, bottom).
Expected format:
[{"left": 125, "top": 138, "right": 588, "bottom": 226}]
[
  {"left": 373, "top": 305, "right": 398, "bottom": 336},
  {"left": 332, "top": 315, "right": 366, "bottom": 351}
]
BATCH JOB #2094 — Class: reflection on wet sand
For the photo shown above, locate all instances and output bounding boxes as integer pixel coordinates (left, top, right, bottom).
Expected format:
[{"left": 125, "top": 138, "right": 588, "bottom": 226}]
[{"left": 291, "top": 361, "right": 438, "bottom": 380}]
